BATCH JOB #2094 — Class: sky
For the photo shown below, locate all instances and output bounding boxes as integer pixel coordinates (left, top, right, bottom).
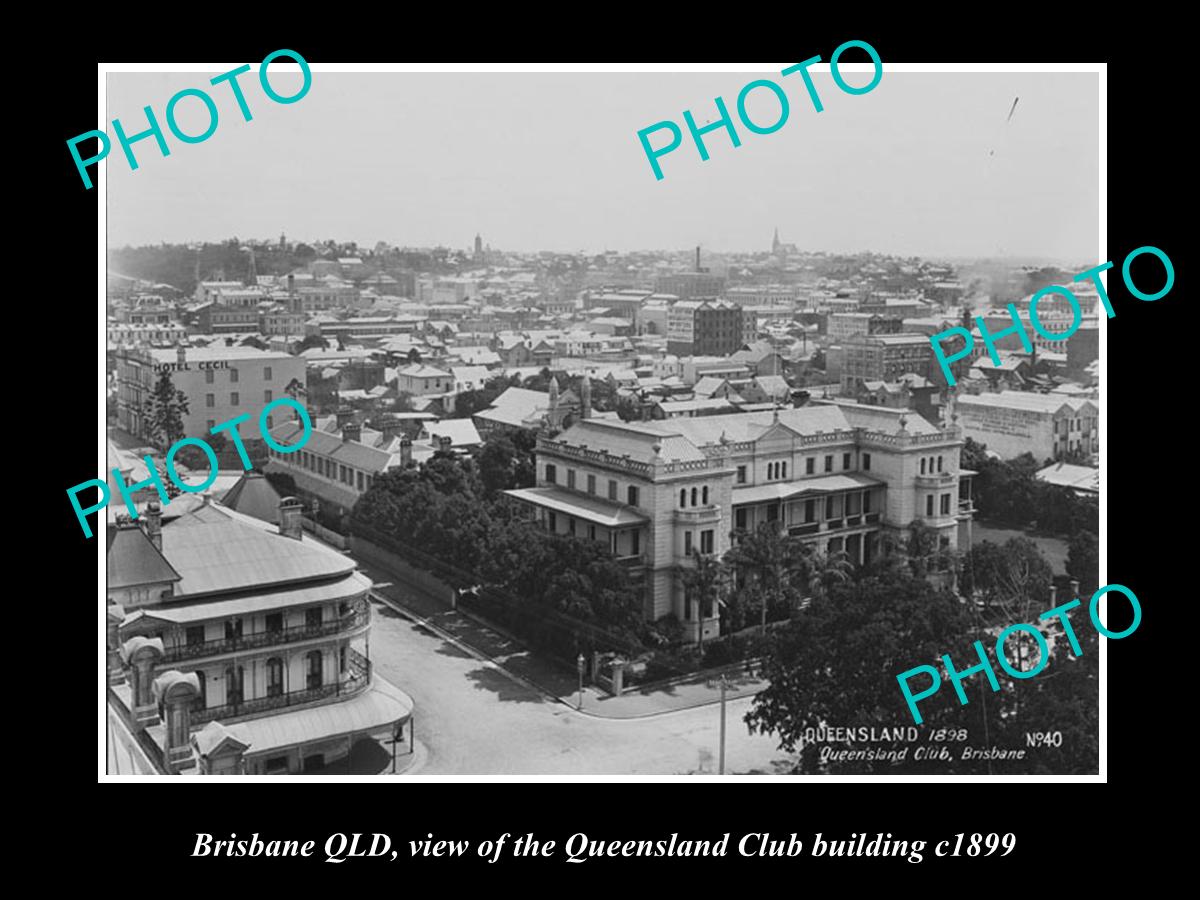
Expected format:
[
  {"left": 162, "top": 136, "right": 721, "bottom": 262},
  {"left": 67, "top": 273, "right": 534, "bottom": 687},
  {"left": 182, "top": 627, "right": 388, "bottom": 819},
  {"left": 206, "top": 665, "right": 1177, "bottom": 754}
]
[{"left": 105, "top": 68, "right": 1100, "bottom": 262}]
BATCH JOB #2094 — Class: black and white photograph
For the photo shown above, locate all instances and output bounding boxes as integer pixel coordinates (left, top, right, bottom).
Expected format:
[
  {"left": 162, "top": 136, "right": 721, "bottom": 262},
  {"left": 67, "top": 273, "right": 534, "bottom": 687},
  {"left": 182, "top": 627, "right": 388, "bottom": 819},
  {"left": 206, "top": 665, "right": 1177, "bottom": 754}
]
[{"left": 94, "top": 60, "right": 1105, "bottom": 779}]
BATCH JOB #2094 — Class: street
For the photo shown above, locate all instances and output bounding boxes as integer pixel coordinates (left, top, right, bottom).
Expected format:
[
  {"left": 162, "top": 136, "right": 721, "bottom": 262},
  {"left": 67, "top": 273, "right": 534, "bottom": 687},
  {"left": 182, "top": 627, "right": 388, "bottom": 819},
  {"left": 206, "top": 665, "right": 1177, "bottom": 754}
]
[{"left": 365, "top": 596, "right": 794, "bottom": 776}]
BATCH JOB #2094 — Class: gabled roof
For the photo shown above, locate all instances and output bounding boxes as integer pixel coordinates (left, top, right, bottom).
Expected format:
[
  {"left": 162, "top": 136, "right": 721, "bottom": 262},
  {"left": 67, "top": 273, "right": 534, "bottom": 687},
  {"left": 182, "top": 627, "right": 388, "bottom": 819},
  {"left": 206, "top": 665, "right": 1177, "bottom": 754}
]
[
  {"left": 219, "top": 471, "right": 283, "bottom": 524},
  {"left": 107, "top": 523, "right": 182, "bottom": 590}
]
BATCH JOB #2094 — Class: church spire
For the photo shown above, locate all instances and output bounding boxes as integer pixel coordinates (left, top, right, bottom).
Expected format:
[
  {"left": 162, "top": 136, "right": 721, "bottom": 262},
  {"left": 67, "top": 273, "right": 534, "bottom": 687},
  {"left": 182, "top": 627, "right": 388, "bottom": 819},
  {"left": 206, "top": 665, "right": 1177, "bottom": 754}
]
[{"left": 772, "top": 227, "right": 781, "bottom": 254}]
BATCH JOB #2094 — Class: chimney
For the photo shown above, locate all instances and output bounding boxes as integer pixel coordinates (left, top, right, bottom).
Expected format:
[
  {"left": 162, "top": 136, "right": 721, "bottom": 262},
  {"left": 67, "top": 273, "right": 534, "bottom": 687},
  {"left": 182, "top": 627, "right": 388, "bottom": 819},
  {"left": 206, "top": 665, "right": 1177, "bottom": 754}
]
[
  {"left": 1069, "top": 579, "right": 1080, "bottom": 598},
  {"left": 144, "top": 501, "right": 163, "bottom": 551},
  {"left": 400, "top": 437, "right": 413, "bottom": 467},
  {"left": 287, "top": 273, "right": 295, "bottom": 294},
  {"left": 335, "top": 407, "right": 354, "bottom": 429},
  {"left": 379, "top": 418, "right": 404, "bottom": 444},
  {"left": 342, "top": 422, "right": 362, "bottom": 444},
  {"left": 176, "top": 344, "right": 187, "bottom": 367},
  {"left": 695, "top": 246, "right": 701, "bottom": 272},
  {"left": 438, "top": 435, "right": 453, "bottom": 453},
  {"left": 1048, "top": 584, "right": 1058, "bottom": 606},
  {"left": 580, "top": 375, "right": 592, "bottom": 419},
  {"left": 278, "top": 497, "right": 303, "bottom": 540}
]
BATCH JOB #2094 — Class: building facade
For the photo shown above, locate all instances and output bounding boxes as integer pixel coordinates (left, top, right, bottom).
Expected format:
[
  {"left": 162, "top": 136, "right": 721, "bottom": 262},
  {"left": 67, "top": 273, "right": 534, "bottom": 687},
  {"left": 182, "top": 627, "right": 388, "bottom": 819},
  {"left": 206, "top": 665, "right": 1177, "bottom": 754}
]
[
  {"left": 115, "top": 345, "right": 305, "bottom": 442},
  {"left": 107, "top": 497, "right": 413, "bottom": 775},
  {"left": 955, "top": 391, "right": 1099, "bottom": 462},
  {"left": 667, "top": 300, "right": 744, "bottom": 357},
  {"left": 506, "top": 403, "right": 972, "bottom": 643}
]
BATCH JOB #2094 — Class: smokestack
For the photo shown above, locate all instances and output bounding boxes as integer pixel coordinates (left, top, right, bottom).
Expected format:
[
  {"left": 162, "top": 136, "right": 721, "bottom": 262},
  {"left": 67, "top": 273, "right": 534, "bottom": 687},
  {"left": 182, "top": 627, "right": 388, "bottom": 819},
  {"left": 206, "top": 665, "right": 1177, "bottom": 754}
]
[
  {"left": 695, "top": 246, "right": 701, "bottom": 272},
  {"left": 144, "top": 501, "right": 163, "bottom": 551},
  {"left": 278, "top": 497, "right": 303, "bottom": 540}
]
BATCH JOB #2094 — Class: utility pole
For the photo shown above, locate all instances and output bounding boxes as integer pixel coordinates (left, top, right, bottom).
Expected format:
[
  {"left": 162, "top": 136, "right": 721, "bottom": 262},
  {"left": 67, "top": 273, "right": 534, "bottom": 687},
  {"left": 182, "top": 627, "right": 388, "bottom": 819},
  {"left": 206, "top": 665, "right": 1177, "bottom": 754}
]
[{"left": 718, "top": 675, "right": 728, "bottom": 775}]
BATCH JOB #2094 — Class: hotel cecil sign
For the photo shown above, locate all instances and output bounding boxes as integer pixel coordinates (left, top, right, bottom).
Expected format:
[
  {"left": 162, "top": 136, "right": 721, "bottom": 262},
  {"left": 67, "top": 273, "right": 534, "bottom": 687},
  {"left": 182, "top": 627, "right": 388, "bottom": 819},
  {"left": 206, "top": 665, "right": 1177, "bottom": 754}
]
[{"left": 153, "top": 360, "right": 231, "bottom": 373}]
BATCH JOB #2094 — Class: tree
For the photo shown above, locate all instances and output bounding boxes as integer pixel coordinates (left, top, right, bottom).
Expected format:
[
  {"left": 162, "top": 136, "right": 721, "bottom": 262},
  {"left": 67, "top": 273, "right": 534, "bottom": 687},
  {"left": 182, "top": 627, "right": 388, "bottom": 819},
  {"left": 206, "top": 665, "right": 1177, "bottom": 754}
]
[
  {"left": 296, "top": 334, "right": 328, "bottom": 353},
  {"left": 677, "top": 552, "right": 728, "bottom": 649},
  {"left": 1066, "top": 530, "right": 1099, "bottom": 595},
  {"left": 141, "top": 370, "right": 189, "bottom": 449},
  {"left": 725, "top": 522, "right": 813, "bottom": 633},
  {"left": 477, "top": 435, "right": 535, "bottom": 497}
]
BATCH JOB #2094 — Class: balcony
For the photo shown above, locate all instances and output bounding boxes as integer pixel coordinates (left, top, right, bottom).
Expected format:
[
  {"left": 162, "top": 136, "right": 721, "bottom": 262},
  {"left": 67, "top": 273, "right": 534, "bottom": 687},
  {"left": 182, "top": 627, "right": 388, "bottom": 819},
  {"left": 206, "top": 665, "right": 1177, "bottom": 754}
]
[
  {"left": 824, "top": 518, "right": 844, "bottom": 530},
  {"left": 615, "top": 553, "right": 645, "bottom": 569},
  {"left": 788, "top": 523, "right": 820, "bottom": 537},
  {"left": 192, "top": 648, "right": 371, "bottom": 726},
  {"left": 675, "top": 506, "right": 722, "bottom": 525},
  {"left": 916, "top": 472, "right": 956, "bottom": 488},
  {"left": 162, "top": 596, "right": 370, "bottom": 664},
  {"left": 864, "top": 512, "right": 881, "bottom": 525}
]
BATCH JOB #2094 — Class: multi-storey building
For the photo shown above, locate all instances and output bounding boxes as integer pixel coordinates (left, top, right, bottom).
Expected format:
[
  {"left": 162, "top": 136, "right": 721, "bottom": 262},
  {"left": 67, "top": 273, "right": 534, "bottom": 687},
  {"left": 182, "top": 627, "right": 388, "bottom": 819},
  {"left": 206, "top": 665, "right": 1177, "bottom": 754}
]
[
  {"left": 955, "top": 390, "right": 1099, "bottom": 462},
  {"left": 839, "top": 333, "right": 943, "bottom": 393},
  {"left": 114, "top": 344, "right": 305, "bottom": 442},
  {"left": 827, "top": 313, "right": 904, "bottom": 343},
  {"left": 667, "top": 300, "right": 743, "bottom": 357},
  {"left": 506, "top": 402, "right": 973, "bottom": 643},
  {"left": 654, "top": 272, "right": 727, "bottom": 301},
  {"left": 107, "top": 494, "right": 413, "bottom": 775}
]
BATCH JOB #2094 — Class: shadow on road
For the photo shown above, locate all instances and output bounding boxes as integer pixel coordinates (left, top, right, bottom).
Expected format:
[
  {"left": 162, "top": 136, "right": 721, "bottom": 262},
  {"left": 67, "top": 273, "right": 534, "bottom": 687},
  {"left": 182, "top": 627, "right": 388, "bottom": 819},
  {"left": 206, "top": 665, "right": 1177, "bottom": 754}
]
[{"left": 463, "top": 666, "right": 545, "bottom": 704}]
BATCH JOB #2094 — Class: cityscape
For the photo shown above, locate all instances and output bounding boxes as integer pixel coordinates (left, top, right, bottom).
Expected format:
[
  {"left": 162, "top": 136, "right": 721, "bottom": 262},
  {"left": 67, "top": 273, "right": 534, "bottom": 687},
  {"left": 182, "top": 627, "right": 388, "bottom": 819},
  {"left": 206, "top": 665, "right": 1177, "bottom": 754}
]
[{"left": 101, "top": 70, "right": 1100, "bottom": 777}]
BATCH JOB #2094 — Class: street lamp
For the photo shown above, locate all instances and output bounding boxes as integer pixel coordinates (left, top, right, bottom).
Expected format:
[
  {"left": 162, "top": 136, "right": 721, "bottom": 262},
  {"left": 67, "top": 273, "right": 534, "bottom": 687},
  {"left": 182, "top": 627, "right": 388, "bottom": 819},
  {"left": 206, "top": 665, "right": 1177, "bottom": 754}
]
[
  {"left": 718, "top": 674, "right": 728, "bottom": 775},
  {"left": 576, "top": 653, "right": 585, "bottom": 711}
]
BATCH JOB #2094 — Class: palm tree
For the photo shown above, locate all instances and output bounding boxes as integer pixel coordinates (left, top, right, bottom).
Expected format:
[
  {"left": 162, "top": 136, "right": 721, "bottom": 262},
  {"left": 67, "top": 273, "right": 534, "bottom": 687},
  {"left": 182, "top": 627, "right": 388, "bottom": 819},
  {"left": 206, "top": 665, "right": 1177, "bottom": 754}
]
[
  {"left": 725, "top": 521, "right": 812, "bottom": 634},
  {"left": 804, "top": 549, "right": 854, "bottom": 607},
  {"left": 677, "top": 552, "right": 728, "bottom": 650}
]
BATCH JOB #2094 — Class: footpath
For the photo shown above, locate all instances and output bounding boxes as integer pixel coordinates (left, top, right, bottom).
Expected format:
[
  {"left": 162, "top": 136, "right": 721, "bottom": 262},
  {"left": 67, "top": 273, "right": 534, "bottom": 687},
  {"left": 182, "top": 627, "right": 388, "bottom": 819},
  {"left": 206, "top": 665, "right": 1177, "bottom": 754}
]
[{"left": 354, "top": 557, "right": 769, "bottom": 720}]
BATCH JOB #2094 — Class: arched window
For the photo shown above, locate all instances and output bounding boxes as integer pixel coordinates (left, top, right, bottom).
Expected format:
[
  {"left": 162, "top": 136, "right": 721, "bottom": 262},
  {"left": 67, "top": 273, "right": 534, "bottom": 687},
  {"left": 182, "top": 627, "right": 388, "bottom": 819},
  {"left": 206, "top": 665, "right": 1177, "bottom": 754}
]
[
  {"left": 702, "top": 486, "right": 709, "bottom": 505},
  {"left": 937, "top": 455, "right": 943, "bottom": 472},
  {"left": 691, "top": 487, "right": 698, "bottom": 506},
  {"left": 225, "top": 665, "right": 244, "bottom": 707},
  {"left": 680, "top": 489, "right": 687, "bottom": 508},
  {"left": 194, "top": 671, "right": 207, "bottom": 710},
  {"left": 267, "top": 657, "right": 284, "bottom": 698},
  {"left": 920, "top": 458, "right": 926, "bottom": 475},
  {"left": 782, "top": 461, "right": 787, "bottom": 478},
  {"left": 306, "top": 650, "right": 323, "bottom": 691}
]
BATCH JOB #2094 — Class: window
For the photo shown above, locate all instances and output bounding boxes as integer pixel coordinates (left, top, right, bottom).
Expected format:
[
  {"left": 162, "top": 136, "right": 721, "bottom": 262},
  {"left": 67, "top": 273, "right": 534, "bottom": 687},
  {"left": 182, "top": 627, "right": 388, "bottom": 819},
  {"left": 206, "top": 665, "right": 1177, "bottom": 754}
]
[
  {"left": 926, "top": 495, "right": 934, "bottom": 516},
  {"left": 340, "top": 465, "right": 349, "bottom": 483},
  {"left": 702, "top": 486, "right": 709, "bottom": 505},
  {"left": 587, "top": 474, "right": 596, "bottom": 495},
  {"left": 588, "top": 524, "right": 596, "bottom": 541},
  {"left": 265, "top": 613, "right": 283, "bottom": 634},
  {"left": 781, "top": 461, "right": 787, "bottom": 478},
  {"left": 736, "top": 465, "right": 747, "bottom": 484},
  {"left": 567, "top": 470, "right": 576, "bottom": 489},
  {"left": 608, "top": 479, "right": 617, "bottom": 501},
  {"left": 225, "top": 666, "right": 244, "bottom": 706},
  {"left": 264, "top": 366, "right": 272, "bottom": 380},
  {"left": 357, "top": 471, "right": 364, "bottom": 491},
  {"left": 547, "top": 511, "right": 557, "bottom": 532},
  {"left": 230, "top": 368, "right": 239, "bottom": 383},
  {"left": 684, "top": 531, "right": 694, "bottom": 556},
  {"left": 306, "top": 607, "right": 323, "bottom": 629},
  {"left": 804, "top": 499, "right": 816, "bottom": 523},
  {"left": 627, "top": 486, "right": 639, "bottom": 507},
  {"left": 806, "top": 458, "right": 815, "bottom": 475},
  {"left": 306, "top": 650, "right": 323, "bottom": 690},
  {"left": 264, "top": 389, "right": 273, "bottom": 402},
  {"left": 185, "top": 626, "right": 205, "bottom": 646},
  {"left": 266, "top": 415, "right": 273, "bottom": 429},
  {"left": 921, "top": 458, "right": 927, "bottom": 475},
  {"left": 863, "top": 491, "right": 872, "bottom": 513},
  {"left": 863, "top": 453, "right": 871, "bottom": 471},
  {"left": 937, "top": 455, "right": 943, "bottom": 472},
  {"left": 691, "top": 487, "right": 698, "bottom": 506},
  {"left": 546, "top": 464, "right": 557, "bottom": 484},
  {"left": 266, "top": 658, "right": 284, "bottom": 697},
  {"left": 843, "top": 452, "right": 851, "bottom": 470},
  {"left": 941, "top": 493, "right": 951, "bottom": 515},
  {"left": 206, "top": 393, "right": 215, "bottom": 408},
  {"left": 680, "top": 489, "right": 687, "bottom": 508},
  {"left": 824, "top": 455, "right": 833, "bottom": 473},
  {"left": 205, "top": 369, "right": 214, "bottom": 384},
  {"left": 825, "top": 496, "right": 835, "bottom": 519},
  {"left": 701, "top": 529, "right": 714, "bottom": 554},
  {"left": 230, "top": 392, "right": 240, "bottom": 406},
  {"left": 224, "top": 619, "right": 243, "bottom": 642},
  {"left": 735, "top": 507, "right": 747, "bottom": 530},
  {"left": 568, "top": 517, "right": 577, "bottom": 537}
]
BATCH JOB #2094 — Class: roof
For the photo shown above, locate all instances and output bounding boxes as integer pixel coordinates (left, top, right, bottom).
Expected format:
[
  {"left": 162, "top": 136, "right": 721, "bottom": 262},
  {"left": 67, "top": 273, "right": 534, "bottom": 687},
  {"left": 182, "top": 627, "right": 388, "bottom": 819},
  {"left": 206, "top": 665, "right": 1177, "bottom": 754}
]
[
  {"left": 732, "top": 472, "right": 886, "bottom": 505},
  {"left": 692, "top": 376, "right": 729, "bottom": 398},
  {"left": 272, "top": 420, "right": 399, "bottom": 472},
  {"left": 817, "top": 400, "right": 942, "bottom": 436},
  {"left": 397, "top": 364, "right": 452, "bottom": 379},
  {"left": 475, "top": 387, "right": 557, "bottom": 429},
  {"left": 146, "top": 346, "right": 294, "bottom": 363},
  {"left": 1036, "top": 462, "right": 1099, "bottom": 493},
  {"left": 554, "top": 418, "right": 707, "bottom": 463},
  {"left": 422, "top": 418, "right": 482, "bottom": 447},
  {"left": 107, "top": 523, "right": 182, "bottom": 590},
  {"left": 506, "top": 487, "right": 650, "bottom": 527},
  {"left": 219, "top": 471, "right": 284, "bottom": 524},
  {"left": 233, "top": 677, "right": 413, "bottom": 757},
  {"left": 957, "top": 391, "right": 1096, "bottom": 416},
  {"left": 657, "top": 398, "right": 736, "bottom": 414},
  {"left": 123, "top": 570, "right": 372, "bottom": 623},
  {"left": 157, "top": 501, "right": 356, "bottom": 598}
]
